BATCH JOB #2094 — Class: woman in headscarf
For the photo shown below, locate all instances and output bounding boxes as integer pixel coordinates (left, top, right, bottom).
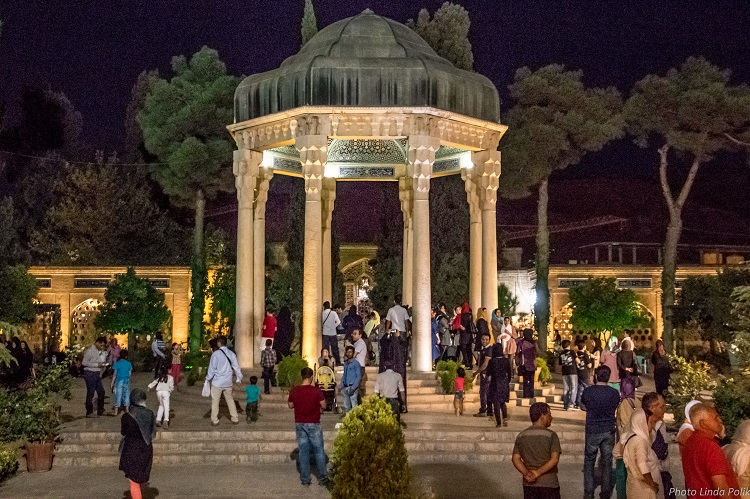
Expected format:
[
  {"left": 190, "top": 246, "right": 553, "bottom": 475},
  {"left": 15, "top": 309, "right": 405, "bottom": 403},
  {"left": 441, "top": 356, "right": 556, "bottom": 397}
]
[
  {"left": 16, "top": 340, "right": 34, "bottom": 383},
  {"left": 724, "top": 420, "right": 750, "bottom": 497},
  {"left": 487, "top": 343, "right": 511, "bottom": 427},
  {"left": 119, "top": 388, "right": 156, "bottom": 499},
  {"left": 677, "top": 399, "right": 702, "bottom": 452},
  {"left": 273, "top": 306, "right": 294, "bottom": 360},
  {"left": 490, "top": 309, "right": 503, "bottom": 343},
  {"left": 600, "top": 343, "right": 621, "bottom": 392},
  {"left": 651, "top": 340, "right": 671, "bottom": 397},
  {"left": 614, "top": 376, "right": 640, "bottom": 498},
  {"left": 474, "top": 308, "right": 490, "bottom": 365},
  {"left": 318, "top": 347, "right": 336, "bottom": 369},
  {"left": 342, "top": 305, "right": 364, "bottom": 343},
  {"left": 622, "top": 409, "right": 662, "bottom": 499},
  {"left": 517, "top": 329, "right": 538, "bottom": 398},
  {"left": 459, "top": 303, "right": 475, "bottom": 369}
]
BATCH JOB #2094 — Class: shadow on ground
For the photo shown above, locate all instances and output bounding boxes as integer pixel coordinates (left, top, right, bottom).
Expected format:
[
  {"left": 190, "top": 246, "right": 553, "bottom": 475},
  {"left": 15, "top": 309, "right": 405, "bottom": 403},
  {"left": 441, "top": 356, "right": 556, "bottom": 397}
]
[
  {"left": 412, "top": 463, "right": 512, "bottom": 499},
  {"left": 122, "top": 484, "right": 159, "bottom": 498}
]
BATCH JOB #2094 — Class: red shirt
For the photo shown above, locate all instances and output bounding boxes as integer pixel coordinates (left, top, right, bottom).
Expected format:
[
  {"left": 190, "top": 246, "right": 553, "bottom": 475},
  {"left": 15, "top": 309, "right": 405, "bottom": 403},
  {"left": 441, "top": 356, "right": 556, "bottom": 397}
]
[
  {"left": 455, "top": 377, "right": 465, "bottom": 391},
  {"left": 682, "top": 430, "right": 740, "bottom": 497},
  {"left": 262, "top": 315, "right": 277, "bottom": 338},
  {"left": 288, "top": 384, "right": 325, "bottom": 424}
]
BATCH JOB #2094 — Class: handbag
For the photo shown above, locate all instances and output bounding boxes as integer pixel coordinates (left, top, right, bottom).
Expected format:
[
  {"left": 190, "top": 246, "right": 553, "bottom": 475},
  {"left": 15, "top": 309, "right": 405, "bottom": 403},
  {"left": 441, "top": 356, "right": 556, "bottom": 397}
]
[{"left": 202, "top": 380, "right": 211, "bottom": 397}]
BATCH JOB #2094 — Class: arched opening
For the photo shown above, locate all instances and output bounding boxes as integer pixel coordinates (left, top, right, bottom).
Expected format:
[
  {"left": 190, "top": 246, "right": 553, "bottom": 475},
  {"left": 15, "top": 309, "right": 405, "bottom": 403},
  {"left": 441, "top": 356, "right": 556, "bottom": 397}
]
[
  {"left": 553, "top": 301, "right": 655, "bottom": 347},
  {"left": 70, "top": 299, "right": 101, "bottom": 346}
]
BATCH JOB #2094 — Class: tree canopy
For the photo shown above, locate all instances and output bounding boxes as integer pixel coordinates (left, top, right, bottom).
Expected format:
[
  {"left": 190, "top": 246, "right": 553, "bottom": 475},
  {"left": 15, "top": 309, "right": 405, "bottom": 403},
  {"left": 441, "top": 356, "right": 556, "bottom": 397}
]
[
  {"left": 301, "top": 0, "right": 318, "bottom": 46},
  {"left": 568, "top": 277, "right": 648, "bottom": 342},
  {"left": 407, "top": 2, "right": 474, "bottom": 70},
  {"left": 0, "top": 197, "right": 37, "bottom": 326},
  {"left": 94, "top": 268, "right": 171, "bottom": 348}
]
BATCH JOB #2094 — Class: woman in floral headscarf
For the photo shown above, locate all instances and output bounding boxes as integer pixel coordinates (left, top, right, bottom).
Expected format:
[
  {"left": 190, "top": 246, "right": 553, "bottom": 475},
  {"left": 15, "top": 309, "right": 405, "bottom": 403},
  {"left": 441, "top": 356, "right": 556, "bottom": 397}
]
[
  {"left": 622, "top": 409, "right": 662, "bottom": 498},
  {"left": 724, "top": 420, "right": 750, "bottom": 497}
]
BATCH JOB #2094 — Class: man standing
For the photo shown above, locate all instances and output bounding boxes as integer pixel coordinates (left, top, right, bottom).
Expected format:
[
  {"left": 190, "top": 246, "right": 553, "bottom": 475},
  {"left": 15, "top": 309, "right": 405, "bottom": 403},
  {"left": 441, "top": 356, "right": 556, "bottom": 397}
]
[
  {"left": 682, "top": 403, "right": 739, "bottom": 497},
  {"left": 82, "top": 336, "right": 108, "bottom": 417},
  {"left": 350, "top": 328, "right": 368, "bottom": 401},
  {"left": 151, "top": 332, "right": 166, "bottom": 379},
  {"left": 512, "top": 402, "right": 562, "bottom": 499},
  {"left": 206, "top": 336, "right": 243, "bottom": 425},
  {"left": 559, "top": 340, "right": 578, "bottom": 411},
  {"left": 261, "top": 306, "right": 277, "bottom": 352},
  {"left": 580, "top": 365, "right": 621, "bottom": 499},
  {"left": 473, "top": 334, "right": 494, "bottom": 418},
  {"left": 321, "top": 301, "right": 341, "bottom": 365},
  {"left": 385, "top": 294, "right": 410, "bottom": 338},
  {"left": 374, "top": 361, "right": 405, "bottom": 423},
  {"left": 379, "top": 329, "right": 408, "bottom": 412},
  {"left": 288, "top": 367, "right": 328, "bottom": 487},
  {"left": 575, "top": 339, "right": 593, "bottom": 410},
  {"left": 340, "top": 346, "right": 361, "bottom": 414}
]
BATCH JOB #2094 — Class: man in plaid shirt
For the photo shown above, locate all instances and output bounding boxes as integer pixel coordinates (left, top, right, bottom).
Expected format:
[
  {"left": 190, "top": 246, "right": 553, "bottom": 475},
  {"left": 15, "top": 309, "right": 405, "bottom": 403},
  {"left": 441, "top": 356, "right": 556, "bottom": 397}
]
[{"left": 261, "top": 339, "right": 277, "bottom": 394}]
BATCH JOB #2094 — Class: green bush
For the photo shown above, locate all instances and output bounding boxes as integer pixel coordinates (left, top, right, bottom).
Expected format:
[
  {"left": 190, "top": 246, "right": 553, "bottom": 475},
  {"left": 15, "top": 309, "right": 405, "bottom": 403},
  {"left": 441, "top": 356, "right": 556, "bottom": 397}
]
[
  {"left": 329, "top": 396, "right": 411, "bottom": 499},
  {"left": 277, "top": 354, "right": 308, "bottom": 389},
  {"left": 536, "top": 357, "right": 551, "bottom": 385},
  {"left": 435, "top": 360, "right": 473, "bottom": 394},
  {"left": 0, "top": 444, "right": 18, "bottom": 483},
  {"left": 713, "top": 377, "right": 750, "bottom": 437},
  {"left": 668, "top": 355, "right": 715, "bottom": 422},
  {"left": 184, "top": 351, "right": 211, "bottom": 386}
]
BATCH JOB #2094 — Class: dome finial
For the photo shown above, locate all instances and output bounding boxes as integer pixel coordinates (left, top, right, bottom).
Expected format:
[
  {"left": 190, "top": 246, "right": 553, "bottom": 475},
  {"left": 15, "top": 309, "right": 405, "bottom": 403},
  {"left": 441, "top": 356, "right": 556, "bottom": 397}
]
[{"left": 362, "top": 8, "right": 374, "bottom": 14}]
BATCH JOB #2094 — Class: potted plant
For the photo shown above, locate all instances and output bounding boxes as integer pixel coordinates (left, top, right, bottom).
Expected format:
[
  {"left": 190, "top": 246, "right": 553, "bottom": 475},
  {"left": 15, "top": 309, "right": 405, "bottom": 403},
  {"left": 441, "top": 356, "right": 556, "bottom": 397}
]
[{"left": 17, "top": 386, "right": 61, "bottom": 472}]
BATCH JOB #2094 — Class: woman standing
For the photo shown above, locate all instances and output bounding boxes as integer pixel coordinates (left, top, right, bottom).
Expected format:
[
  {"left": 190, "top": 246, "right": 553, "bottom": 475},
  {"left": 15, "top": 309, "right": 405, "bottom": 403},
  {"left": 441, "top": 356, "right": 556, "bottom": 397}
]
[
  {"left": 616, "top": 340, "right": 639, "bottom": 384},
  {"left": 622, "top": 409, "right": 662, "bottom": 499},
  {"left": 119, "top": 388, "right": 156, "bottom": 499},
  {"left": 723, "top": 420, "right": 750, "bottom": 497},
  {"left": 490, "top": 309, "right": 503, "bottom": 343},
  {"left": 601, "top": 344, "right": 621, "bottom": 392},
  {"left": 517, "top": 329, "right": 538, "bottom": 398},
  {"left": 474, "top": 308, "right": 490, "bottom": 365},
  {"left": 487, "top": 343, "right": 511, "bottom": 427},
  {"left": 591, "top": 338, "right": 603, "bottom": 371},
  {"left": 651, "top": 340, "right": 671, "bottom": 397},
  {"left": 16, "top": 340, "right": 34, "bottom": 384},
  {"left": 459, "top": 303, "right": 475, "bottom": 369},
  {"left": 274, "top": 306, "right": 294, "bottom": 360}
]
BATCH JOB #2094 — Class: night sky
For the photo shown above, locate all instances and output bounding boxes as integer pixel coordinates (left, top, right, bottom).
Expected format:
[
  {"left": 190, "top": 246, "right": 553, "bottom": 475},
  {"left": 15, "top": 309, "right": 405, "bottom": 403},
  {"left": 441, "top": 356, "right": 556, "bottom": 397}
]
[{"left": 1, "top": 1, "right": 749, "bottom": 249}]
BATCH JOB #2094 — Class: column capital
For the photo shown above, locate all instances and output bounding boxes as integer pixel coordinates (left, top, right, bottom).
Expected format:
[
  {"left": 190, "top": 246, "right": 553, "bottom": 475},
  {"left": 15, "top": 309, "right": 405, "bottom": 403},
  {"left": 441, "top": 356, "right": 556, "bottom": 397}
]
[
  {"left": 398, "top": 176, "right": 414, "bottom": 224},
  {"left": 233, "top": 149, "right": 262, "bottom": 208},
  {"left": 461, "top": 167, "right": 482, "bottom": 219},
  {"left": 321, "top": 177, "right": 336, "bottom": 229},
  {"left": 295, "top": 135, "right": 328, "bottom": 198},
  {"left": 472, "top": 149, "right": 501, "bottom": 210},
  {"left": 253, "top": 169, "right": 274, "bottom": 219},
  {"left": 407, "top": 135, "right": 440, "bottom": 200}
]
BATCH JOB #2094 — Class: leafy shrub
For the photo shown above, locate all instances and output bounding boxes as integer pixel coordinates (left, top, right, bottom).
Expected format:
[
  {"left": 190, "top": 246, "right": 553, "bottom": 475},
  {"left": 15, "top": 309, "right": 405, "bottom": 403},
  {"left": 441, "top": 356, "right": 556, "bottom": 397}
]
[
  {"left": 277, "top": 354, "right": 308, "bottom": 389},
  {"left": 329, "top": 396, "right": 411, "bottom": 499},
  {"left": 536, "top": 357, "right": 551, "bottom": 385},
  {"left": 184, "top": 351, "right": 210, "bottom": 386},
  {"left": 713, "top": 377, "right": 750, "bottom": 437},
  {"left": 435, "top": 360, "right": 473, "bottom": 394},
  {"left": 0, "top": 444, "right": 18, "bottom": 482},
  {"left": 668, "top": 355, "right": 715, "bottom": 422}
]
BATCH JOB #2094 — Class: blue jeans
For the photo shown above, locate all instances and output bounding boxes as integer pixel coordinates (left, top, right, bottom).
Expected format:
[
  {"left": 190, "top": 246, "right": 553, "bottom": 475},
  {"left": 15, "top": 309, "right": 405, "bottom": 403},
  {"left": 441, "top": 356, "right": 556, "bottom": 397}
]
[
  {"left": 584, "top": 431, "right": 615, "bottom": 499},
  {"left": 114, "top": 379, "right": 130, "bottom": 408},
  {"left": 295, "top": 423, "right": 327, "bottom": 485},
  {"left": 342, "top": 388, "right": 358, "bottom": 413},
  {"left": 562, "top": 374, "right": 578, "bottom": 410},
  {"left": 576, "top": 378, "right": 590, "bottom": 407}
]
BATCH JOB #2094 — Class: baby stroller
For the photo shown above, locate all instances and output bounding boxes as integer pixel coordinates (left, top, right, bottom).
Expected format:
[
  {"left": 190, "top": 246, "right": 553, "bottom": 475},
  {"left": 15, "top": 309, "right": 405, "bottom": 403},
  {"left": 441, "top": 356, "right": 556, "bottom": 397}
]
[{"left": 315, "top": 364, "right": 337, "bottom": 413}]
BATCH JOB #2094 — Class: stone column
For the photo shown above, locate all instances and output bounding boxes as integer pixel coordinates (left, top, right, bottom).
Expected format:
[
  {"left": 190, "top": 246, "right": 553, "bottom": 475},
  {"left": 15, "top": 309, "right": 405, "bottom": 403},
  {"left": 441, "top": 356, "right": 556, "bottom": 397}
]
[
  {"left": 296, "top": 134, "right": 328, "bottom": 365},
  {"left": 462, "top": 167, "right": 483, "bottom": 315},
  {"left": 233, "top": 148, "right": 261, "bottom": 368},
  {"left": 408, "top": 134, "right": 440, "bottom": 372},
  {"left": 253, "top": 170, "right": 273, "bottom": 358},
  {"left": 474, "top": 150, "right": 502, "bottom": 318},
  {"left": 321, "top": 177, "right": 336, "bottom": 305},
  {"left": 398, "top": 177, "right": 414, "bottom": 307}
]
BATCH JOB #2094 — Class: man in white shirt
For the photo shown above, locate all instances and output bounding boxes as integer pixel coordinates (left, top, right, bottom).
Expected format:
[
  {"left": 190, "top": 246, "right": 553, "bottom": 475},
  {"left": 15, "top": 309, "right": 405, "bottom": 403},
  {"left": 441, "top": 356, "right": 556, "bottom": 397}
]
[
  {"left": 374, "top": 361, "right": 406, "bottom": 423},
  {"left": 206, "top": 336, "right": 243, "bottom": 425},
  {"left": 321, "top": 301, "right": 341, "bottom": 365},
  {"left": 350, "top": 328, "right": 368, "bottom": 401},
  {"left": 385, "top": 294, "right": 410, "bottom": 334},
  {"left": 82, "top": 336, "right": 108, "bottom": 417}
]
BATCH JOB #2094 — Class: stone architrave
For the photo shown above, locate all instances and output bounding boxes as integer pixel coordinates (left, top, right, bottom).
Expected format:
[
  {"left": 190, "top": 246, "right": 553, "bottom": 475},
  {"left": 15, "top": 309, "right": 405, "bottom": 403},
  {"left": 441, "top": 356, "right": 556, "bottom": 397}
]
[
  {"left": 296, "top": 134, "right": 328, "bottom": 365},
  {"left": 398, "top": 176, "right": 414, "bottom": 308},
  {"left": 253, "top": 169, "right": 273, "bottom": 355},
  {"left": 462, "top": 167, "right": 483, "bottom": 315},
  {"left": 473, "top": 149, "right": 502, "bottom": 317},
  {"left": 408, "top": 134, "right": 440, "bottom": 372},
  {"left": 233, "top": 148, "right": 262, "bottom": 368},
  {"left": 321, "top": 177, "right": 336, "bottom": 304}
]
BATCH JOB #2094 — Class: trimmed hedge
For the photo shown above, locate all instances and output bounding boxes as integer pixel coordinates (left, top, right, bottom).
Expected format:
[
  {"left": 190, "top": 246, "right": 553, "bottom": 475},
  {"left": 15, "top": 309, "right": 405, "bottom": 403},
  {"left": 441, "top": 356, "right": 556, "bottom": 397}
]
[{"left": 435, "top": 360, "right": 473, "bottom": 394}]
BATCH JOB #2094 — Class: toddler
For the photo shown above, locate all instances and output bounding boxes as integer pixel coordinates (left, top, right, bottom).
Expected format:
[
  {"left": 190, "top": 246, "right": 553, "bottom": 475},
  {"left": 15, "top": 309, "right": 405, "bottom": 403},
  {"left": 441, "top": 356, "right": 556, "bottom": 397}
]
[
  {"left": 454, "top": 367, "right": 466, "bottom": 416},
  {"left": 245, "top": 376, "right": 261, "bottom": 423},
  {"left": 148, "top": 363, "right": 174, "bottom": 429},
  {"left": 110, "top": 349, "right": 132, "bottom": 416}
]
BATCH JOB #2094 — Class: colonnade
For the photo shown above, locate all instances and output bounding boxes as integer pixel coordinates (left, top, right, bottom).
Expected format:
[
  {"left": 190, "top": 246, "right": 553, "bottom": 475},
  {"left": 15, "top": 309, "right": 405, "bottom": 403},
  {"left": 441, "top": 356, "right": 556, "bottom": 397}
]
[{"left": 232, "top": 133, "right": 501, "bottom": 372}]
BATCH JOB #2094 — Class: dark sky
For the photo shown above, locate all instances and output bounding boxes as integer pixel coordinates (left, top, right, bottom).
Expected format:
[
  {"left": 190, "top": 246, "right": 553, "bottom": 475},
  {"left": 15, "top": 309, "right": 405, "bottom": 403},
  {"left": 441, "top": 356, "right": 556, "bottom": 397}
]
[{"left": 2, "top": 1, "right": 749, "bottom": 248}]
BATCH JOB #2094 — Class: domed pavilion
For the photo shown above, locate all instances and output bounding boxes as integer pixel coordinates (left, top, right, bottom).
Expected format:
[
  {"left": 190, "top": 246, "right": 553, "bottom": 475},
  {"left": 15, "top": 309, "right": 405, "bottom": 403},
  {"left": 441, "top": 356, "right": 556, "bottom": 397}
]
[{"left": 228, "top": 10, "right": 507, "bottom": 371}]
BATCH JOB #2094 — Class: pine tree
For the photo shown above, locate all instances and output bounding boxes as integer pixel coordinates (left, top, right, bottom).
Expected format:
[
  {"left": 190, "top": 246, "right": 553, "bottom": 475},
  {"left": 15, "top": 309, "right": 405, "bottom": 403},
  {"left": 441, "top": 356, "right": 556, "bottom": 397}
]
[
  {"left": 407, "top": 2, "right": 474, "bottom": 70},
  {"left": 301, "top": 0, "right": 318, "bottom": 47}
]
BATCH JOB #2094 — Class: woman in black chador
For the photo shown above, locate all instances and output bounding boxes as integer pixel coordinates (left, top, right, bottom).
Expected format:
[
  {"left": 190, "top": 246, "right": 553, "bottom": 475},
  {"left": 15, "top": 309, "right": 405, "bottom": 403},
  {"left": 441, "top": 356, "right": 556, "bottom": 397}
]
[
  {"left": 488, "top": 343, "right": 511, "bottom": 427},
  {"left": 119, "top": 388, "right": 156, "bottom": 499}
]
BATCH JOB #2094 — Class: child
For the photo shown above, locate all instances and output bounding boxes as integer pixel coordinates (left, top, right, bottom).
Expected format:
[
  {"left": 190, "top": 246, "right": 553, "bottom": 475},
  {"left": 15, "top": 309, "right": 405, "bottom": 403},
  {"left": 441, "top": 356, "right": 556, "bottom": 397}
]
[
  {"left": 148, "top": 363, "right": 174, "bottom": 429},
  {"left": 260, "top": 339, "right": 277, "bottom": 395},
  {"left": 454, "top": 367, "right": 466, "bottom": 416},
  {"left": 245, "top": 376, "right": 261, "bottom": 423},
  {"left": 171, "top": 343, "right": 182, "bottom": 388},
  {"left": 110, "top": 349, "right": 132, "bottom": 416}
]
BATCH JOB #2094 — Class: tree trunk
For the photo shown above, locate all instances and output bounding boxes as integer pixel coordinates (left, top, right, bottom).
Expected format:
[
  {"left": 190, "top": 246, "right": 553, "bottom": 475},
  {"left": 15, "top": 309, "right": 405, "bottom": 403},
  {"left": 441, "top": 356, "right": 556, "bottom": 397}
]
[
  {"left": 189, "top": 189, "right": 206, "bottom": 353},
  {"left": 534, "top": 179, "right": 550, "bottom": 350},
  {"left": 661, "top": 211, "right": 681, "bottom": 353}
]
